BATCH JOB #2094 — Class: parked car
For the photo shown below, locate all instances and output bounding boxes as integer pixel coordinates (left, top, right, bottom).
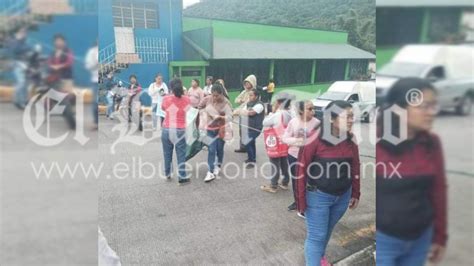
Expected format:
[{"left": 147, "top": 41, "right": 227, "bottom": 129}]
[
  {"left": 377, "top": 44, "right": 474, "bottom": 115},
  {"left": 312, "top": 81, "right": 376, "bottom": 122}
]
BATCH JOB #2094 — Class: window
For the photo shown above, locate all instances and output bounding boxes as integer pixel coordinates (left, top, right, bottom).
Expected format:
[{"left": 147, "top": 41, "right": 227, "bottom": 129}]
[
  {"left": 112, "top": 0, "right": 159, "bottom": 29},
  {"left": 348, "top": 94, "right": 359, "bottom": 102},
  {"left": 182, "top": 69, "right": 202, "bottom": 77},
  {"left": 316, "top": 60, "right": 346, "bottom": 82},
  {"left": 426, "top": 66, "right": 445, "bottom": 80},
  {"left": 274, "top": 60, "right": 312, "bottom": 86}
]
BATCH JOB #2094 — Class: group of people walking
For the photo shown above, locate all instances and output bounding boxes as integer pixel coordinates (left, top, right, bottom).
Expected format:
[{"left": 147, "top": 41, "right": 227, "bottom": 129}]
[{"left": 102, "top": 71, "right": 447, "bottom": 266}]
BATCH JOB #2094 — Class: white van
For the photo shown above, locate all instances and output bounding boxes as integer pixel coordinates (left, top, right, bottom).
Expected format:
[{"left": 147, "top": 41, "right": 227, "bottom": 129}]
[
  {"left": 377, "top": 45, "right": 474, "bottom": 115},
  {"left": 312, "top": 81, "right": 376, "bottom": 122}
]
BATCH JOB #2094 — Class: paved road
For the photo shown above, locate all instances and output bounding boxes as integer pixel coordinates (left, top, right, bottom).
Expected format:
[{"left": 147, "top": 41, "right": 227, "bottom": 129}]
[
  {"left": 1, "top": 101, "right": 470, "bottom": 265},
  {"left": 98, "top": 116, "right": 376, "bottom": 265},
  {"left": 432, "top": 110, "right": 474, "bottom": 266},
  {"left": 0, "top": 103, "right": 98, "bottom": 265}
]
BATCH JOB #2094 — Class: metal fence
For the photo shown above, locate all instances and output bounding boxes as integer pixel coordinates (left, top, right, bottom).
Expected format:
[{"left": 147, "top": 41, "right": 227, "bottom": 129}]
[{"left": 135, "top": 37, "right": 169, "bottom": 64}]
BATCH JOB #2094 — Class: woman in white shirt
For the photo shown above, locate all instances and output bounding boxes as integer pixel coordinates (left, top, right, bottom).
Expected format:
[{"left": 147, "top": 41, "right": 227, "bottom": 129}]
[{"left": 148, "top": 73, "right": 169, "bottom": 129}]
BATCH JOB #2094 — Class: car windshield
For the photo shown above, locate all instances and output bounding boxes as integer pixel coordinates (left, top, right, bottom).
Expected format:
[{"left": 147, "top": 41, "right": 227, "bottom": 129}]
[
  {"left": 317, "top": 91, "right": 348, "bottom": 101},
  {"left": 378, "top": 62, "right": 430, "bottom": 77}
]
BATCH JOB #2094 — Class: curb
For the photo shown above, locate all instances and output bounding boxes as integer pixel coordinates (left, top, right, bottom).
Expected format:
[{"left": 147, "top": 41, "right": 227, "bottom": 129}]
[
  {"left": 0, "top": 86, "right": 94, "bottom": 103},
  {"left": 334, "top": 244, "right": 375, "bottom": 266}
]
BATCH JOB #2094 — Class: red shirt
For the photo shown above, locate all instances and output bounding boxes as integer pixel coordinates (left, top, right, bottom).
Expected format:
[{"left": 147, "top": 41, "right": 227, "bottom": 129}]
[
  {"left": 295, "top": 132, "right": 361, "bottom": 213},
  {"left": 161, "top": 95, "right": 190, "bottom": 129},
  {"left": 376, "top": 132, "right": 447, "bottom": 245}
]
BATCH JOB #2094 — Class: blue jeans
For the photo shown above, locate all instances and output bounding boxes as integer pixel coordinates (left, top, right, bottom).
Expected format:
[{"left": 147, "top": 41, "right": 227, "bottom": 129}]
[
  {"left": 207, "top": 129, "right": 225, "bottom": 172},
  {"left": 244, "top": 131, "right": 260, "bottom": 162},
  {"left": 305, "top": 187, "right": 351, "bottom": 266},
  {"left": 13, "top": 62, "right": 27, "bottom": 106},
  {"left": 106, "top": 92, "right": 114, "bottom": 117},
  {"left": 161, "top": 128, "right": 187, "bottom": 180},
  {"left": 376, "top": 226, "right": 433, "bottom": 266}
]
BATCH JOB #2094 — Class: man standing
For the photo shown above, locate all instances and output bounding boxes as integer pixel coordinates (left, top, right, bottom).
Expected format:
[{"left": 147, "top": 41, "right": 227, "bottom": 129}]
[
  {"left": 234, "top": 74, "right": 257, "bottom": 153},
  {"left": 7, "top": 27, "right": 31, "bottom": 109},
  {"left": 85, "top": 41, "right": 99, "bottom": 128},
  {"left": 203, "top": 76, "right": 213, "bottom": 96},
  {"left": 48, "top": 34, "right": 74, "bottom": 94}
]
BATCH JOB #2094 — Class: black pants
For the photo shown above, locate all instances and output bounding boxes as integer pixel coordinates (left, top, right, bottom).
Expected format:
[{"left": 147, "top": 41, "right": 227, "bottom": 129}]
[
  {"left": 270, "top": 156, "right": 290, "bottom": 188},
  {"left": 267, "top": 92, "right": 273, "bottom": 103},
  {"left": 288, "top": 155, "right": 298, "bottom": 202},
  {"left": 128, "top": 94, "right": 137, "bottom": 122}
]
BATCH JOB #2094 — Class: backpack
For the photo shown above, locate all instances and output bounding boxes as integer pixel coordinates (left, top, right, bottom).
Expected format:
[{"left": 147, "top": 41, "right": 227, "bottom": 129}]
[{"left": 263, "top": 113, "right": 289, "bottom": 158}]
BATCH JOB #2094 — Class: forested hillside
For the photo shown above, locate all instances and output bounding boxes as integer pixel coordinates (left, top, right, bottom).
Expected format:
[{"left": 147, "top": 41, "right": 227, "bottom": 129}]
[{"left": 184, "top": 0, "right": 375, "bottom": 53}]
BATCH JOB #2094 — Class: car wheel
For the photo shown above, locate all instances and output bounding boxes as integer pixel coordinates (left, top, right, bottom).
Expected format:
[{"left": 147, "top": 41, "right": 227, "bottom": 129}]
[{"left": 455, "top": 96, "right": 472, "bottom": 116}]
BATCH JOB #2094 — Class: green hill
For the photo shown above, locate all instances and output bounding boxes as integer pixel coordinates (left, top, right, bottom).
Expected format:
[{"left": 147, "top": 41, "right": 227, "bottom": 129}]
[{"left": 184, "top": 0, "right": 375, "bottom": 53}]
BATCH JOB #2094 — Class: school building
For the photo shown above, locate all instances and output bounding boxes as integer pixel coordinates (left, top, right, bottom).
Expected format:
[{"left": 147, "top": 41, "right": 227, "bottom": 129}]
[
  {"left": 97, "top": 0, "right": 374, "bottom": 90},
  {"left": 377, "top": 0, "right": 474, "bottom": 67}
]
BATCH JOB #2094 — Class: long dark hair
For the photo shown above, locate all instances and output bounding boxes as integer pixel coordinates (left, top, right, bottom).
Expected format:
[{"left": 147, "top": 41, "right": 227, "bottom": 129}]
[
  {"left": 169, "top": 78, "right": 184, "bottom": 98},
  {"left": 297, "top": 100, "right": 307, "bottom": 116},
  {"left": 215, "top": 80, "right": 229, "bottom": 99},
  {"left": 320, "top": 100, "right": 353, "bottom": 145},
  {"left": 377, "top": 77, "right": 437, "bottom": 152},
  {"left": 211, "top": 82, "right": 224, "bottom": 95}
]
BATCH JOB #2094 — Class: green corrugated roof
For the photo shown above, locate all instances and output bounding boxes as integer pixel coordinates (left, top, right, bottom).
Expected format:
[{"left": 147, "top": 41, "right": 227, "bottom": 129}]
[
  {"left": 183, "top": 17, "right": 348, "bottom": 44},
  {"left": 377, "top": 0, "right": 473, "bottom": 7},
  {"left": 211, "top": 38, "right": 374, "bottom": 59}
]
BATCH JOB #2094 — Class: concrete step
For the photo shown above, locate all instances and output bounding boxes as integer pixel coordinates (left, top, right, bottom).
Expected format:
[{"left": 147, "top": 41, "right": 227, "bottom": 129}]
[
  {"left": 334, "top": 244, "right": 375, "bottom": 266},
  {"left": 0, "top": 85, "right": 94, "bottom": 104},
  {"left": 98, "top": 104, "right": 106, "bottom": 115},
  {"left": 115, "top": 53, "right": 141, "bottom": 64}
]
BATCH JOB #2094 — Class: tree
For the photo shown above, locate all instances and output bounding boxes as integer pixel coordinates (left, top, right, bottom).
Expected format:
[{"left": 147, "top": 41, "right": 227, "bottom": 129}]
[{"left": 184, "top": 0, "right": 375, "bottom": 53}]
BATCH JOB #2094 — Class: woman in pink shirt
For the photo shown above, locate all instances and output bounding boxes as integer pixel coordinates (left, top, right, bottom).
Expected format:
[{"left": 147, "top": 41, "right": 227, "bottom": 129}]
[
  {"left": 187, "top": 79, "right": 205, "bottom": 108},
  {"left": 198, "top": 83, "right": 233, "bottom": 183},
  {"left": 282, "top": 100, "right": 320, "bottom": 213},
  {"left": 161, "top": 78, "right": 191, "bottom": 185}
]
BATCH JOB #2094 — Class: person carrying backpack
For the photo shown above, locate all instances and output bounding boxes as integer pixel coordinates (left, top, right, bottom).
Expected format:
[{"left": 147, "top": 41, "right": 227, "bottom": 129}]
[{"left": 260, "top": 92, "right": 293, "bottom": 193}]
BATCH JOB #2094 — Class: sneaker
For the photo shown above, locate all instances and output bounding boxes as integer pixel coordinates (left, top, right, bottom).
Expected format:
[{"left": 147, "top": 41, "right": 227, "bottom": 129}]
[
  {"left": 178, "top": 178, "right": 191, "bottom": 186},
  {"left": 297, "top": 212, "right": 306, "bottom": 219},
  {"left": 234, "top": 148, "right": 247, "bottom": 153},
  {"left": 213, "top": 166, "right": 220, "bottom": 176},
  {"left": 320, "top": 256, "right": 332, "bottom": 266},
  {"left": 166, "top": 176, "right": 171, "bottom": 181},
  {"left": 260, "top": 185, "right": 277, "bottom": 193},
  {"left": 14, "top": 102, "right": 25, "bottom": 110},
  {"left": 278, "top": 184, "right": 289, "bottom": 190},
  {"left": 204, "top": 172, "right": 216, "bottom": 183},
  {"left": 245, "top": 162, "right": 255, "bottom": 169},
  {"left": 288, "top": 202, "right": 297, "bottom": 211}
]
